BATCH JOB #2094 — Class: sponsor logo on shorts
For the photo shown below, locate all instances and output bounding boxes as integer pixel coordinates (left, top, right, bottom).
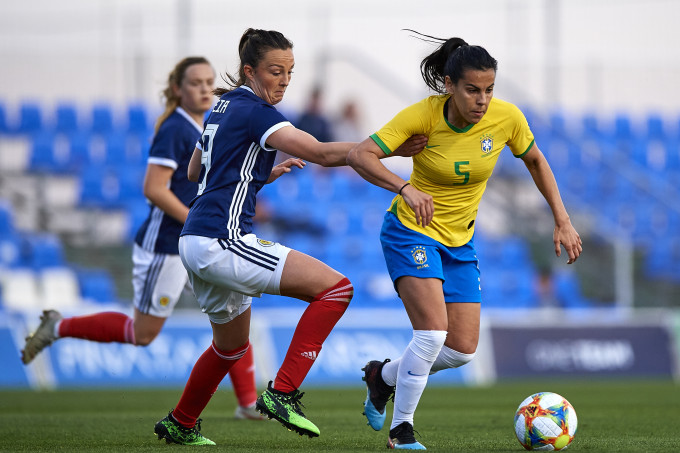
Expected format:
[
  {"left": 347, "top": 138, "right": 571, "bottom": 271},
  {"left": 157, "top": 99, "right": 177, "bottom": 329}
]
[
  {"left": 159, "top": 296, "right": 170, "bottom": 307},
  {"left": 257, "top": 239, "right": 274, "bottom": 247}
]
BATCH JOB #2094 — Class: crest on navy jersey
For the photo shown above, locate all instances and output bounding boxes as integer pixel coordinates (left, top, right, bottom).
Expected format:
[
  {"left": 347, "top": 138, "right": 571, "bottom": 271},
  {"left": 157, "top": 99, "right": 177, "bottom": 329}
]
[{"left": 480, "top": 134, "right": 494, "bottom": 154}]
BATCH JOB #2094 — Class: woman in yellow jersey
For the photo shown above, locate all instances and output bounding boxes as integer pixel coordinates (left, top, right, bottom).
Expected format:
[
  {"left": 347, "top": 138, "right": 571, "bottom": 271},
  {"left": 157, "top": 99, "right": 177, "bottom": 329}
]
[{"left": 347, "top": 35, "right": 582, "bottom": 450}]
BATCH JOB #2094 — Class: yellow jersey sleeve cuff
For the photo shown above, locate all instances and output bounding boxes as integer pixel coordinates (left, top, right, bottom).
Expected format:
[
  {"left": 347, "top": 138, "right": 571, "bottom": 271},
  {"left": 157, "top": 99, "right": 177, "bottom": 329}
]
[
  {"left": 514, "top": 139, "right": 535, "bottom": 158},
  {"left": 370, "top": 133, "right": 392, "bottom": 155}
]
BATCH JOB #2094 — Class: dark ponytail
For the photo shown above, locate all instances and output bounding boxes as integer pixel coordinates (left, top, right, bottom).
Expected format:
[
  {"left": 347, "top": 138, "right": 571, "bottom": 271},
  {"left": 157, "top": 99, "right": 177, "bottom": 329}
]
[
  {"left": 214, "top": 28, "right": 294, "bottom": 97},
  {"left": 408, "top": 30, "right": 497, "bottom": 94}
]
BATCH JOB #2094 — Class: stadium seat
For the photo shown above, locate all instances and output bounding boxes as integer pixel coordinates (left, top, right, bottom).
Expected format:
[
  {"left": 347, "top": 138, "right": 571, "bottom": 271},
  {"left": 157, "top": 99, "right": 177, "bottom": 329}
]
[
  {"left": 646, "top": 114, "right": 666, "bottom": 140},
  {"left": 25, "top": 233, "right": 66, "bottom": 270},
  {"left": 0, "top": 267, "right": 42, "bottom": 311},
  {"left": 17, "top": 102, "right": 43, "bottom": 135},
  {"left": 0, "top": 101, "right": 8, "bottom": 134},
  {"left": 67, "top": 132, "right": 92, "bottom": 173},
  {"left": 127, "top": 103, "right": 151, "bottom": 136},
  {"left": 548, "top": 111, "right": 568, "bottom": 139},
  {"left": 78, "top": 165, "right": 122, "bottom": 208},
  {"left": 612, "top": 113, "right": 635, "bottom": 142},
  {"left": 29, "top": 132, "right": 72, "bottom": 173},
  {"left": 40, "top": 267, "right": 81, "bottom": 309},
  {"left": 581, "top": 113, "right": 602, "bottom": 139},
  {"left": 117, "top": 166, "right": 145, "bottom": 204},
  {"left": 54, "top": 102, "right": 79, "bottom": 135},
  {"left": 0, "top": 200, "right": 15, "bottom": 237},
  {"left": 76, "top": 268, "right": 117, "bottom": 304},
  {"left": 553, "top": 269, "right": 591, "bottom": 308},
  {"left": 0, "top": 236, "right": 21, "bottom": 268},
  {"left": 125, "top": 199, "right": 150, "bottom": 241},
  {"left": 90, "top": 103, "right": 115, "bottom": 135}
]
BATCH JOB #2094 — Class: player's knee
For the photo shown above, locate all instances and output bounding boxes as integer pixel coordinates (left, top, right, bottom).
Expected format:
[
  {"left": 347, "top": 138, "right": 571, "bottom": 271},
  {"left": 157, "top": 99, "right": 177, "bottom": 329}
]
[
  {"left": 317, "top": 277, "right": 353, "bottom": 305},
  {"left": 444, "top": 346, "right": 476, "bottom": 368},
  {"left": 411, "top": 330, "right": 448, "bottom": 362}
]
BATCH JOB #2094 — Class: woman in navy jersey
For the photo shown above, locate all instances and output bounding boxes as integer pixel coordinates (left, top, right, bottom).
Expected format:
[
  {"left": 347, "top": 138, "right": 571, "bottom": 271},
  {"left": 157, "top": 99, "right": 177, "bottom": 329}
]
[
  {"left": 21, "top": 56, "right": 278, "bottom": 420},
  {"left": 153, "top": 29, "right": 427, "bottom": 446}
]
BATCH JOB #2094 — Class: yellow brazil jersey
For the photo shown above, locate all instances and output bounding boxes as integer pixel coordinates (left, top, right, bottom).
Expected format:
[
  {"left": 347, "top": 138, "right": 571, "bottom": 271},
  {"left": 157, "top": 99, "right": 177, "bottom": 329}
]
[{"left": 371, "top": 95, "right": 534, "bottom": 247}]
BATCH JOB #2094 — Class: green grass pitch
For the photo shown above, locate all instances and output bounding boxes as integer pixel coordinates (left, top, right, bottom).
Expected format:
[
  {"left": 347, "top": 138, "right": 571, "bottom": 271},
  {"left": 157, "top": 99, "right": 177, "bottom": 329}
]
[{"left": 1, "top": 380, "right": 678, "bottom": 452}]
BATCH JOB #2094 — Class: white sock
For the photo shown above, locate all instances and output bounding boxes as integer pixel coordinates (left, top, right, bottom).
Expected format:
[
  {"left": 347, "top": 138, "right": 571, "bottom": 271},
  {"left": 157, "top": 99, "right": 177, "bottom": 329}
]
[
  {"left": 53, "top": 320, "right": 62, "bottom": 338},
  {"left": 391, "top": 330, "right": 446, "bottom": 430},
  {"left": 430, "top": 346, "right": 475, "bottom": 373},
  {"left": 384, "top": 345, "right": 476, "bottom": 382},
  {"left": 381, "top": 357, "right": 399, "bottom": 387}
]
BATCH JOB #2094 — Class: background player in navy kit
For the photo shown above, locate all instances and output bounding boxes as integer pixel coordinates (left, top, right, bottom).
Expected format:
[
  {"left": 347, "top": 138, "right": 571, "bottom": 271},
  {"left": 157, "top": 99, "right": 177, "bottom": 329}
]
[
  {"left": 21, "top": 56, "right": 282, "bottom": 421},
  {"left": 152, "top": 28, "right": 427, "bottom": 446}
]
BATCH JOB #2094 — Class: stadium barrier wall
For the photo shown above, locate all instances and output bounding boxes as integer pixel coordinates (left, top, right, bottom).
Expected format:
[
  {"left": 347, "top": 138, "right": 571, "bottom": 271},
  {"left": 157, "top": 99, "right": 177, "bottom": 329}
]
[{"left": 1, "top": 307, "right": 677, "bottom": 389}]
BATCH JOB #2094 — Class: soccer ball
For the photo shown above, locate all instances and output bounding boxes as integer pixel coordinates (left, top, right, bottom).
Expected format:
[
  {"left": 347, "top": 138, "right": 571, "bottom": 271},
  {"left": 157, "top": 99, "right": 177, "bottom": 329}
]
[{"left": 514, "top": 392, "right": 577, "bottom": 451}]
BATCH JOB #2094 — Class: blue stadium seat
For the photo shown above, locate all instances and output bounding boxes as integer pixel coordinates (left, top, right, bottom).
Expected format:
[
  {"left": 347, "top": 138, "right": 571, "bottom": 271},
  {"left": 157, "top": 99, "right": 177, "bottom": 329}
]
[
  {"left": 0, "top": 101, "right": 8, "bottom": 134},
  {"left": 90, "top": 103, "right": 115, "bottom": 135},
  {"left": 0, "top": 202, "right": 23, "bottom": 269},
  {"left": 54, "top": 102, "right": 79, "bottom": 135},
  {"left": 0, "top": 200, "right": 15, "bottom": 238},
  {"left": 67, "top": 132, "right": 92, "bottom": 172},
  {"left": 78, "top": 165, "right": 121, "bottom": 207},
  {"left": 29, "top": 132, "right": 71, "bottom": 173},
  {"left": 0, "top": 235, "right": 21, "bottom": 268},
  {"left": 553, "top": 269, "right": 591, "bottom": 308},
  {"left": 127, "top": 103, "right": 151, "bottom": 136},
  {"left": 24, "top": 233, "right": 66, "bottom": 270},
  {"left": 76, "top": 268, "right": 117, "bottom": 304},
  {"left": 499, "top": 269, "right": 537, "bottom": 309},
  {"left": 29, "top": 132, "right": 57, "bottom": 172},
  {"left": 117, "top": 166, "right": 145, "bottom": 204},
  {"left": 612, "top": 113, "right": 635, "bottom": 142},
  {"left": 17, "top": 102, "right": 43, "bottom": 134},
  {"left": 548, "top": 111, "right": 567, "bottom": 139},
  {"left": 125, "top": 199, "right": 150, "bottom": 241},
  {"left": 581, "top": 113, "right": 602, "bottom": 139},
  {"left": 646, "top": 114, "right": 666, "bottom": 140}
]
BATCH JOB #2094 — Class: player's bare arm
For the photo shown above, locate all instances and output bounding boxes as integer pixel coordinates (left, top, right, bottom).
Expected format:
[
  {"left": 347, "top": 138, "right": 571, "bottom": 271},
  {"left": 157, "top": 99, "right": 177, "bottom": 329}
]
[{"left": 521, "top": 144, "right": 582, "bottom": 264}]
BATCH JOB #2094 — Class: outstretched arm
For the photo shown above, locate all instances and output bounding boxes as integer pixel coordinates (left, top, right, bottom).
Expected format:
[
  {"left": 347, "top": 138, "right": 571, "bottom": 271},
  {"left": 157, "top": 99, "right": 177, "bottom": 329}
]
[
  {"left": 266, "top": 126, "right": 428, "bottom": 167},
  {"left": 521, "top": 144, "right": 582, "bottom": 264}
]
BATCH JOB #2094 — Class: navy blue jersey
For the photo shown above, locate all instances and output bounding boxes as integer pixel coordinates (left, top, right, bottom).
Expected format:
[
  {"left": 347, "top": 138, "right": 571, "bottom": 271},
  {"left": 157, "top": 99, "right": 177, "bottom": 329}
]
[
  {"left": 182, "top": 86, "right": 291, "bottom": 240},
  {"left": 135, "top": 107, "right": 202, "bottom": 254}
]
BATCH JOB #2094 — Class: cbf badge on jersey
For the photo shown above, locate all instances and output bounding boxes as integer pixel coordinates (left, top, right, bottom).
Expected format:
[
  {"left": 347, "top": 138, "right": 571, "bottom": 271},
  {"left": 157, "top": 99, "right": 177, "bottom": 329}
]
[
  {"left": 480, "top": 133, "right": 494, "bottom": 155},
  {"left": 411, "top": 246, "right": 429, "bottom": 270}
]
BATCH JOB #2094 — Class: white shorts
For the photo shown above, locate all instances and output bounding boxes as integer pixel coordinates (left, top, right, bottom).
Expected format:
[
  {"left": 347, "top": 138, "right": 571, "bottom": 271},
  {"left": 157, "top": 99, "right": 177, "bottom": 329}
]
[
  {"left": 132, "top": 243, "right": 190, "bottom": 318},
  {"left": 178, "top": 234, "right": 291, "bottom": 324}
]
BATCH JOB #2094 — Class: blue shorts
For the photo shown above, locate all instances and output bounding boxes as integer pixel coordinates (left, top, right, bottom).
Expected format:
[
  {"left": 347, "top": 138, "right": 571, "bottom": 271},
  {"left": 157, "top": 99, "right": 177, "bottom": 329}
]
[{"left": 380, "top": 212, "right": 481, "bottom": 303}]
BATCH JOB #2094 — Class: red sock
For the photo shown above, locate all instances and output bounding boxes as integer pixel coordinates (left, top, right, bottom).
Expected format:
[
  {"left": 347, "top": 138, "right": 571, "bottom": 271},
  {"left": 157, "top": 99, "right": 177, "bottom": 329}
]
[
  {"left": 173, "top": 340, "right": 249, "bottom": 428},
  {"left": 274, "top": 278, "right": 352, "bottom": 393},
  {"left": 58, "top": 312, "right": 135, "bottom": 344},
  {"left": 229, "top": 345, "right": 258, "bottom": 408}
]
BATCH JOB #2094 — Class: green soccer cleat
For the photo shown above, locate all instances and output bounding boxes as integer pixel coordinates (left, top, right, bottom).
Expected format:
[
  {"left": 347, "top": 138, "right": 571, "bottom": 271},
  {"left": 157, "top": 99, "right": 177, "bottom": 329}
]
[
  {"left": 154, "top": 411, "right": 216, "bottom": 446},
  {"left": 22, "top": 310, "right": 62, "bottom": 364},
  {"left": 255, "top": 381, "right": 320, "bottom": 438}
]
